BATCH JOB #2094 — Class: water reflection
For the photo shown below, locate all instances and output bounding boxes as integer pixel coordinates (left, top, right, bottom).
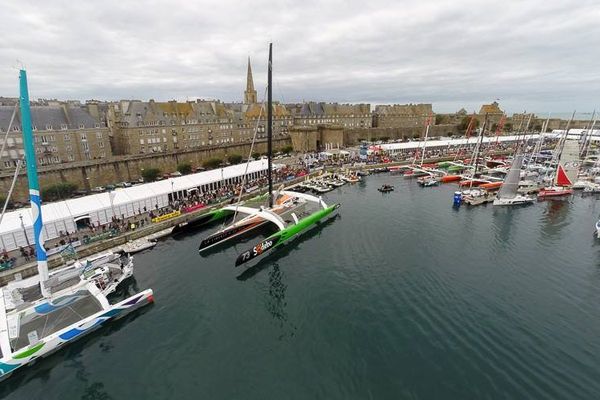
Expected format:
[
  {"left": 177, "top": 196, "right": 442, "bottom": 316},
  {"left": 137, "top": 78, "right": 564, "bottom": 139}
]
[{"left": 540, "top": 200, "right": 570, "bottom": 240}]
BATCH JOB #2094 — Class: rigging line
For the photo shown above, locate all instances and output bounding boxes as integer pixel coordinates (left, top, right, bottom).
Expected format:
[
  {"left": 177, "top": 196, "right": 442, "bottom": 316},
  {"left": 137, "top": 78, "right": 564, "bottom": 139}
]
[
  {"left": 0, "top": 157, "right": 23, "bottom": 228},
  {"left": 0, "top": 103, "right": 19, "bottom": 164},
  {"left": 231, "top": 86, "right": 269, "bottom": 224}
]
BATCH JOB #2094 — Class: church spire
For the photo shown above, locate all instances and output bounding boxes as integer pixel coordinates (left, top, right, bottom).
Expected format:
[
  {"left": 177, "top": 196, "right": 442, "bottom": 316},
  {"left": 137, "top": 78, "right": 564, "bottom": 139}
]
[{"left": 244, "top": 57, "right": 257, "bottom": 104}]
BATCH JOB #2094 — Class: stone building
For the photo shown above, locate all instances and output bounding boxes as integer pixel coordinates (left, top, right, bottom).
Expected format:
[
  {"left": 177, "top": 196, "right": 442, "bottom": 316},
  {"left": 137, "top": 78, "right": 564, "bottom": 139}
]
[
  {"left": 0, "top": 102, "right": 111, "bottom": 170},
  {"left": 372, "top": 103, "right": 433, "bottom": 128},
  {"left": 477, "top": 101, "right": 505, "bottom": 128},
  {"left": 288, "top": 102, "right": 371, "bottom": 129},
  {"left": 107, "top": 99, "right": 240, "bottom": 155}
]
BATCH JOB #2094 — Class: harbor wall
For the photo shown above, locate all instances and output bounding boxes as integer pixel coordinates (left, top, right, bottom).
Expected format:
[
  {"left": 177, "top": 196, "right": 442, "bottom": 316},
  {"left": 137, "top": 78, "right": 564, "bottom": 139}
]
[{"left": 0, "top": 138, "right": 291, "bottom": 203}]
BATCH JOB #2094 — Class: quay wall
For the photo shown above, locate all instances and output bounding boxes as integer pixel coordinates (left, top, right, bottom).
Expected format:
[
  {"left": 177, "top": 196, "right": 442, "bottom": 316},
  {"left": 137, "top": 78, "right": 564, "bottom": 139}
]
[{"left": 0, "top": 138, "right": 291, "bottom": 203}]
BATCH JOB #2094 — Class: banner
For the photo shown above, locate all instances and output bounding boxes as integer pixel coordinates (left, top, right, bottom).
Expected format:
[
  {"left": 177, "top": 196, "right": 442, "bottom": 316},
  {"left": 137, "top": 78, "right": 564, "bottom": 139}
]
[{"left": 152, "top": 210, "right": 181, "bottom": 223}]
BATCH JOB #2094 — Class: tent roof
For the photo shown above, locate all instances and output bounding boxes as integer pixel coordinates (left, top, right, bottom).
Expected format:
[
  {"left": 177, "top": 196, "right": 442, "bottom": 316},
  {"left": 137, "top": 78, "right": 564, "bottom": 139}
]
[{"left": 0, "top": 160, "right": 268, "bottom": 234}]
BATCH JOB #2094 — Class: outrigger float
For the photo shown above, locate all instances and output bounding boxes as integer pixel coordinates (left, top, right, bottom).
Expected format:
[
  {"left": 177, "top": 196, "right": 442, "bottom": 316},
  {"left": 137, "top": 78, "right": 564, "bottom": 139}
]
[{"left": 0, "top": 70, "right": 153, "bottom": 381}]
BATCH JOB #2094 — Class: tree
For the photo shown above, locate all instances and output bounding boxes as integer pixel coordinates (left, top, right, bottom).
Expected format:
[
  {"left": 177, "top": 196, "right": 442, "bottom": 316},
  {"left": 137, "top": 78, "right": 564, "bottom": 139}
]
[
  {"left": 227, "top": 154, "right": 243, "bottom": 165},
  {"left": 435, "top": 114, "right": 449, "bottom": 125},
  {"left": 202, "top": 158, "right": 222, "bottom": 169},
  {"left": 42, "top": 182, "right": 78, "bottom": 201},
  {"left": 177, "top": 163, "right": 192, "bottom": 175},
  {"left": 251, "top": 152, "right": 261, "bottom": 160},
  {"left": 504, "top": 123, "right": 513, "bottom": 132},
  {"left": 141, "top": 167, "right": 161, "bottom": 182},
  {"left": 533, "top": 124, "right": 542, "bottom": 132},
  {"left": 281, "top": 145, "right": 294, "bottom": 154},
  {"left": 447, "top": 131, "right": 454, "bottom": 137},
  {"left": 413, "top": 133, "right": 421, "bottom": 139},
  {"left": 380, "top": 137, "right": 390, "bottom": 143},
  {"left": 458, "top": 116, "right": 480, "bottom": 134}
]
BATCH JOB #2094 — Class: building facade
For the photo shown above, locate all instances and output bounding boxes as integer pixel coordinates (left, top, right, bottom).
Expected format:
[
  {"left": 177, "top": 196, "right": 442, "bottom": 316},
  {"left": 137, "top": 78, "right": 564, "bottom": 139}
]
[
  {"left": 0, "top": 101, "right": 111, "bottom": 170},
  {"left": 288, "top": 102, "right": 371, "bottom": 129},
  {"left": 372, "top": 103, "right": 433, "bottom": 128}
]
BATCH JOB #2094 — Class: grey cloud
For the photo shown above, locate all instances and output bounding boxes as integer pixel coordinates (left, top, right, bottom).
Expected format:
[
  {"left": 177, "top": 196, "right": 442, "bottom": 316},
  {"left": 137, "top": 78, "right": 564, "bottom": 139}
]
[{"left": 0, "top": 0, "right": 598, "bottom": 115}]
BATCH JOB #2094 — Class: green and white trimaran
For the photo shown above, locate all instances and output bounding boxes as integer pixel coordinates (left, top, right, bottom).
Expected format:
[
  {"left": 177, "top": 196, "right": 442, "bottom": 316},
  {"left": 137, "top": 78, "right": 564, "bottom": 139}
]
[{"left": 234, "top": 43, "right": 340, "bottom": 268}]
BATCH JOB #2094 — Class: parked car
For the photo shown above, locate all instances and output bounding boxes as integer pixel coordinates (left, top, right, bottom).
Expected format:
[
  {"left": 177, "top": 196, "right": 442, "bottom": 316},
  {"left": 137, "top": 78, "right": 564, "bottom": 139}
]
[{"left": 91, "top": 186, "right": 105, "bottom": 193}]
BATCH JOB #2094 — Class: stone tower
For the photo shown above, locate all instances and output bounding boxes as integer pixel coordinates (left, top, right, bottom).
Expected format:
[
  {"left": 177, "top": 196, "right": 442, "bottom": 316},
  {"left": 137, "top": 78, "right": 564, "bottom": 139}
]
[{"left": 244, "top": 57, "right": 257, "bottom": 104}]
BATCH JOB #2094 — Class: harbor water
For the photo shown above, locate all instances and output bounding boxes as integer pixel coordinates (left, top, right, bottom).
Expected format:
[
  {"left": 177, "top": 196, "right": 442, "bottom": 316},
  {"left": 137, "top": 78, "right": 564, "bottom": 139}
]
[{"left": 3, "top": 174, "right": 600, "bottom": 399}]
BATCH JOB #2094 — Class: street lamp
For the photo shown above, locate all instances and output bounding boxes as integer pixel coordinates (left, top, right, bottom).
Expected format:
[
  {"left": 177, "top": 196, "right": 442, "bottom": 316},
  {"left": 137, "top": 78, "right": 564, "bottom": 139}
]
[{"left": 19, "top": 213, "right": 30, "bottom": 247}]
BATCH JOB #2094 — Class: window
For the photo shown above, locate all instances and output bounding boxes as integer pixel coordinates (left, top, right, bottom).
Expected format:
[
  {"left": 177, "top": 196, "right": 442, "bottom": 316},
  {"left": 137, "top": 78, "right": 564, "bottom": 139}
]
[
  {"left": 61, "top": 124, "right": 68, "bottom": 130},
  {"left": 79, "top": 124, "right": 85, "bottom": 129},
  {"left": 3, "top": 161, "right": 11, "bottom": 168},
  {"left": 64, "top": 134, "right": 70, "bottom": 141},
  {"left": 66, "top": 145, "right": 72, "bottom": 152},
  {"left": 96, "top": 132, "right": 103, "bottom": 139},
  {"left": 68, "top": 154, "right": 74, "bottom": 161},
  {"left": 99, "top": 141, "right": 104, "bottom": 148},
  {"left": 80, "top": 133, "right": 87, "bottom": 140}
]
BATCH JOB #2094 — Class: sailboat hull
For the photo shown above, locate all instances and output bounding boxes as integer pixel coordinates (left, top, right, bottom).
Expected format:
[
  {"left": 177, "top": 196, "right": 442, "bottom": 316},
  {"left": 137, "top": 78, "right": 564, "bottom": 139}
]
[{"left": 0, "top": 289, "right": 153, "bottom": 381}]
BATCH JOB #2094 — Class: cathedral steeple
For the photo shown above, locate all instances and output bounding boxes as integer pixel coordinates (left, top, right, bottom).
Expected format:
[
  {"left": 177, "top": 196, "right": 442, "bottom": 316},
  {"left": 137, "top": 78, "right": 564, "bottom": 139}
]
[{"left": 244, "top": 57, "right": 257, "bottom": 104}]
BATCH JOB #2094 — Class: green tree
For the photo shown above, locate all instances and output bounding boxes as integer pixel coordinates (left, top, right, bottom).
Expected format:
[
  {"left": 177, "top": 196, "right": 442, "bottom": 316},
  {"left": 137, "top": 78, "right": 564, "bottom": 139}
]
[
  {"left": 202, "top": 158, "right": 222, "bottom": 169},
  {"left": 141, "top": 167, "right": 161, "bottom": 182},
  {"left": 380, "top": 137, "right": 390, "bottom": 142},
  {"left": 227, "top": 154, "right": 243, "bottom": 165},
  {"left": 281, "top": 145, "right": 294, "bottom": 154},
  {"left": 177, "top": 163, "right": 192, "bottom": 175},
  {"left": 42, "top": 182, "right": 78, "bottom": 201},
  {"left": 504, "top": 123, "right": 513, "bottom": 132},
  {"left": 413, "top": 133, "right": 421, "bottom": 139},
  {"left": 447, "top": 131, "right": 454, "bottom": 137},
  {"left": 458, "top": 116, "right": 480, "bottom": 134},
  {"left": 251, "top": 152, "right": 261, "bottom": 160},
  {"left": 435, "top": 114, "right": 449, "bottom": 125}
]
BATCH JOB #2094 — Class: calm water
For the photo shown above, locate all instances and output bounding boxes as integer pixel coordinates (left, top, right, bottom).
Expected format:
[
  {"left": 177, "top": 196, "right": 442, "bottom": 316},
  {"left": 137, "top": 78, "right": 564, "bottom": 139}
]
[{"left": 3, "top": 175, "right": 600, "bottom": 400}]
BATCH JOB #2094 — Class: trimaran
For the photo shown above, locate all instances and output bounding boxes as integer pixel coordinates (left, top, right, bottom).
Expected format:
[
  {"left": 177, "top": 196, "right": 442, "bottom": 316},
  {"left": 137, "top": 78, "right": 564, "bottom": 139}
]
[
  {"left": 198, "top": 43, "right": 340, "bottom": 266},
  {"left": 0, "top": 70, "right": 153, "bottom": 381}
]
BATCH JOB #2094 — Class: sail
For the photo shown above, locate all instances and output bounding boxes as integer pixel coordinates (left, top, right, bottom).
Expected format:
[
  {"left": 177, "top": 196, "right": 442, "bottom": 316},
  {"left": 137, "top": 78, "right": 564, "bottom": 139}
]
[
  {"left": 497, "top": 154, "right": 524, "bottom": 199},
  {"left": 554, "top": 140, "right": 579, "bottom": 186},
  {"left": 555, "top": 165, "right": 572, "bottom": 187}
]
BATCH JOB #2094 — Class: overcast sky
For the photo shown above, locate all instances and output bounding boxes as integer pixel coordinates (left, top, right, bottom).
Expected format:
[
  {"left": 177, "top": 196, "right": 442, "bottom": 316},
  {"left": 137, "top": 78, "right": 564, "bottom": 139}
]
[{"left": 0, "top": 0, "right": 598, "bottom": 114}]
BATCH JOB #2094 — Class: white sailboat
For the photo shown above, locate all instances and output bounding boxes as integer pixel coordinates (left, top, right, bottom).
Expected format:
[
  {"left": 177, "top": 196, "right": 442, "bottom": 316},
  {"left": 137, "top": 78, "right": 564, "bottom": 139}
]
[
  {"left": 0, "top": 70, "right": 153, "bottom": 381},
  {"left": 493, "top": 154, "right": 535, "bottom": 206}
]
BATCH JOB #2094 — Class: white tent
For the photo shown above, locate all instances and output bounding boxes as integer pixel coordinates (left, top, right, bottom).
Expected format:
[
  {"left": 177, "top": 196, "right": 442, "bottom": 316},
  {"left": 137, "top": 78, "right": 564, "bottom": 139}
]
[{"left": 0, "top": 160, "right": 269, "bottom": 251}]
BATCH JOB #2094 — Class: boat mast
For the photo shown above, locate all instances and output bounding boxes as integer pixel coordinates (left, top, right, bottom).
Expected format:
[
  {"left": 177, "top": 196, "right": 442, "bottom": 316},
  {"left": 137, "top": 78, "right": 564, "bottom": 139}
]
[
  {"left": 267, "top": 43, "right": 273, "bottom": 208},
  {"left": 19, "top": 69, "right": 50, "bottom": 297},
  {"left": 468, "top": 115, "right": 486, "bottom": 190},
  {"left": 419, "top": 113, "right": 432, "bottom": 167}
]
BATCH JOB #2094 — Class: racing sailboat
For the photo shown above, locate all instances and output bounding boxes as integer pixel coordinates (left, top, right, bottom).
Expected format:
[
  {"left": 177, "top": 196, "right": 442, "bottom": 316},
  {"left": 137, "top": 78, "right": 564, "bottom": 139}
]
[
  {"left": 234, "top": 44, "right": 340, "bottom": 268},
  {"left": 0, "top": 70, "right": 153, "bottom": 381},
  {"left": 198, "top": 44, "right": 311, "bottom": 252},
  {"left": 492, "top": 154, "right": 535, "bottom": 206},
  {"left": 539, "top": 139, "right": 578, "bottom": 198}
]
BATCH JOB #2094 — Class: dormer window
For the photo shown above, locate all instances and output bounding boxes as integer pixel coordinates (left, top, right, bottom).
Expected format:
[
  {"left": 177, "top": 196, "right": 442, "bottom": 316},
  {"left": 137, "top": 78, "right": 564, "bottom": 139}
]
[
  {"left": 45, "top": 124, "right": 52, "bottom": 130},
  {"left": 79, "top": 124, "right": 85, "bottom": 129},
  {"left": 61, "top": 124, "right": 68, "bottom": 130}
]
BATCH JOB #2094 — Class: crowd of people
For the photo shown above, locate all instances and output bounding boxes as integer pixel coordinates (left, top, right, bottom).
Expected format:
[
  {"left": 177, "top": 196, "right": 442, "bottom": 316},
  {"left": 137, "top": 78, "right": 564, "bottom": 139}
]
[{"left": 1, "top": 141, "right": 532, "bottom": 271}]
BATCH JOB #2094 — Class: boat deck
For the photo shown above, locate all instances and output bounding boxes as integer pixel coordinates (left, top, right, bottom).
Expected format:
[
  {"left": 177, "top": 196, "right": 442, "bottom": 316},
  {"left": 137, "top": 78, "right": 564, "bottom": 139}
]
[{"left": 9, "top": 289, "right": 102, "bottom": 352}]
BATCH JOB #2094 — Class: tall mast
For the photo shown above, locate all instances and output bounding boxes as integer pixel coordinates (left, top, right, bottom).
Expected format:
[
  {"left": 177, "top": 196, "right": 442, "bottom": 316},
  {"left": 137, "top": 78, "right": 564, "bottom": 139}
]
[
  {"left": 419, "top": 113, "right": 432, "bottom": 167},
  {"left": 267, "top": 43, "right": 273, "bottom": 208},
  {"left": 19, "top": 70, "right": 50, "bottom": 297}
]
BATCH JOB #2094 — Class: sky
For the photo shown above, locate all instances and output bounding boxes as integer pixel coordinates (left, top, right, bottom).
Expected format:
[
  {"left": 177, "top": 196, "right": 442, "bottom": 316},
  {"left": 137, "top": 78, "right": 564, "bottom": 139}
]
[{"left": 0, "top": 0, "right": 599, "bottom": 115}]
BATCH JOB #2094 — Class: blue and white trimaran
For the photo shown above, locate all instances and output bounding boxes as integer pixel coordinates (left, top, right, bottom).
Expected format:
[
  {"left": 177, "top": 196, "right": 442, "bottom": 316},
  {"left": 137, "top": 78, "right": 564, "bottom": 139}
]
[{"left": 0, "top": 70, "right": 154, "bottom": 381}]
